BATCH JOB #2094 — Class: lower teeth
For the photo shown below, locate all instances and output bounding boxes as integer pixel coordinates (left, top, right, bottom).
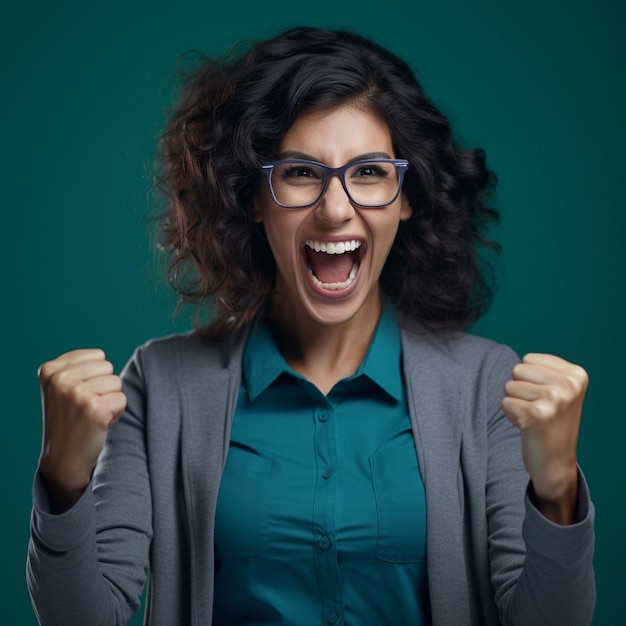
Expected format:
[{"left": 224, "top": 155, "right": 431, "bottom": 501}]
[{"left": 309, "top": 263, "right": 358, "bottom": 291}]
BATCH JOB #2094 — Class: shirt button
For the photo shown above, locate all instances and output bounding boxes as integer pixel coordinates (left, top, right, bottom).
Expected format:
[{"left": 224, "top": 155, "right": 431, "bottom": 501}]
[
  {"left": 318, "top": 410, "right": 329, "bottom": 422},
  {"left": 319, "top": 536, "right": 331, "bottom": 550},
  {"left": 327, "top": 611, "right": 339, "bottom": 624},
  {"left": 322, "top": 468, "right": 333, "bottom": 480}
]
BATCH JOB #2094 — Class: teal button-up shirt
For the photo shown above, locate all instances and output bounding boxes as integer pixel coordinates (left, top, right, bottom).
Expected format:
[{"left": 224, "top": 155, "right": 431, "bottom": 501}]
[{"left": 214, "top": 310, "right": 427, "bottom": 625}]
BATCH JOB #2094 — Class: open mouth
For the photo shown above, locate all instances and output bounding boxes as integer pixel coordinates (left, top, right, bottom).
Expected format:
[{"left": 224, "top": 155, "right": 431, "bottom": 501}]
[{"left": 304, "top": 239, "right": 362, "bottom": 291}]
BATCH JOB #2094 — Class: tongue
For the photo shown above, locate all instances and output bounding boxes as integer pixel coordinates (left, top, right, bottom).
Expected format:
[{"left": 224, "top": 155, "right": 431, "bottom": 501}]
[{"left": 308, "top": 250, "right": 355, "bottom": 284}]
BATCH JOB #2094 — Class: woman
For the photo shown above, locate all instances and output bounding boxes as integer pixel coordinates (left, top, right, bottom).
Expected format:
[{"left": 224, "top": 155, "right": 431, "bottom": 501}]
[{"left": 28, "top": 27, "right": 595, "bottom": 625}]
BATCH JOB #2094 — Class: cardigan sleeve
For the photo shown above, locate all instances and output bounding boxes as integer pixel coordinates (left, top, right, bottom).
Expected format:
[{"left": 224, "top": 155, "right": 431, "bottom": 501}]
[
  {"left": 484, "top": 345, "right": 596, "bottom": 625},
  {"left": 497, "top": 474, "right": 596, "bottom": 625},
  {"left": 26, "top": 347, "right": 153, "bottom": 626}
]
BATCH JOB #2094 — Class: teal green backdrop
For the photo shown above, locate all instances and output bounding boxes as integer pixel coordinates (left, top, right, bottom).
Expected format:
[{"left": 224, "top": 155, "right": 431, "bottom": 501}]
[{"left": 1, "top": 1, "right": 623, "bottom": 624}]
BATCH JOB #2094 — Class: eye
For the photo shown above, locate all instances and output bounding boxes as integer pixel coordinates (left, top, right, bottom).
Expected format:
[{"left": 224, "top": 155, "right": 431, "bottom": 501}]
[
  {"left": 351, "top": 163, "right": 389, "bottom": 178},
  {"left": 281, "top": 165, "right": 320, "bottom": 179}
]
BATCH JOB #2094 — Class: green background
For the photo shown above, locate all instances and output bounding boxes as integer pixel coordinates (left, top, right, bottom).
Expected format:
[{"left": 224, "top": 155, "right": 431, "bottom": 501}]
[{"left": 1, "top": 0, "right": 623, "bottom": 623}]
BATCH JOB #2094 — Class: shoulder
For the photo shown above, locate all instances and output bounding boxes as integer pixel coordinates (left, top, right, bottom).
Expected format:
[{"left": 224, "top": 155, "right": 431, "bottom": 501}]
[
  {"left": 397, "top": 314, "right": 520, "bottom": 403},
  {"left": 399, "top": 315, "right": 519, "bottom": 370},
  {"left": 123, "top": 326, "right": 250, "bottom": 381},
  {"left": 397, "top": 315, "right": 521, "bottom": 433}
]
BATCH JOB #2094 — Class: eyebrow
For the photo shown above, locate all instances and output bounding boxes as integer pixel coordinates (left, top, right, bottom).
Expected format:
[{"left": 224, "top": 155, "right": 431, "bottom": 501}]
[{"left": 275, "top": 150, "right": 394, "bottom": 162}]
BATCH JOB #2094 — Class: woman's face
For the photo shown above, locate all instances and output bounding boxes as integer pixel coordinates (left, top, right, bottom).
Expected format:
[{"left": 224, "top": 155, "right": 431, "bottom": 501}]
[{"left": 254, "top": 104, "right": 412, "bottom": 329}]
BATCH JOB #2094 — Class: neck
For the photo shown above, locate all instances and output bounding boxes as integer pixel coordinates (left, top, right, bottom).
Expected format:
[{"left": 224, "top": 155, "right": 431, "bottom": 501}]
[{"left": 268, "top": 296, "right": 383, "bottom": 395}]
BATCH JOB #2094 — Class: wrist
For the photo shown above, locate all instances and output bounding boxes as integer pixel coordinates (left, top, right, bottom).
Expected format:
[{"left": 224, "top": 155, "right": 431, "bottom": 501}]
[
  {"left": 529, "top": 468, "right": 580, "bottom": 525},
  {"left": 39, "top": 466, "right": 91, "bottom": 514}
]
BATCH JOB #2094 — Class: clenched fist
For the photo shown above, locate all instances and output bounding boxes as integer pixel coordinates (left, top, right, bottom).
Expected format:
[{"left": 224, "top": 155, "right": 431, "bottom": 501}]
[
  {"left": 502, "top": 353, "right": 589, "bottom": 525},
  {"left": 38, "top": 349, "right": 127, "bottom": 513}
]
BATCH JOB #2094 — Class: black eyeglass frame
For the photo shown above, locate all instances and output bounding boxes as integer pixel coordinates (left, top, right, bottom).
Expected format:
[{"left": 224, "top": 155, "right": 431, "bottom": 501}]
[{"left": 260, "top": 158, "right": 409, "bottom": 209}]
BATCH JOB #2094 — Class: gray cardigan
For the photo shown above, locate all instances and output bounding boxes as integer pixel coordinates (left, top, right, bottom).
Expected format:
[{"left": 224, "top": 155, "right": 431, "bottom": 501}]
[{"left": 27, "top": 320, "right": 595, "bottom": 625}]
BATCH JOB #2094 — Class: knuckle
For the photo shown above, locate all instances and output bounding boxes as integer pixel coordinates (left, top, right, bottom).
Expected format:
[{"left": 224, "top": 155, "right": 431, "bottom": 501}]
[
  {"left": 53, "top": 368, "right": 71, "bottom": 385},
  {"left": 86, "top": 394, "right": 101, "bottom": 411},
  {"left": 54, "top": 372, "right": 80, "bottom": 396},
  {"left": 38, "top": 362, "right": 52, "bottom": 384},
  {"left": 572, "top": 365, "right": 589, "bottom": 387},
  {"left": 528, "top": 403, "right": 543, "bottom": 420},
  {"left": 73, "top": 391, "right": 100, "bottom": 416},
  {"left": 529, "top": 401, "right": 553, "bottom": 421},
  {"left": 562, "top": 373, "right": 584, "bottom": 397},
  {"left": 564, "top": 377, "right": 579, "bottom": 395},
  {"left": 93, "top": 407, "right": 114, "bottom": 430},
  {"left": 545, "top": 386, "right": 562, "bottom": 404}
]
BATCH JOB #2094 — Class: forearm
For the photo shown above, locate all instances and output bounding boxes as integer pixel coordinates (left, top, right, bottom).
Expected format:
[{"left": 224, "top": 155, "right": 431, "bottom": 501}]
[
  {"left": 27, "top": 474, "right": 139, "bottom": 626},
  {"left": 500, "top": 472, "right": 596, "bottom": 626}
]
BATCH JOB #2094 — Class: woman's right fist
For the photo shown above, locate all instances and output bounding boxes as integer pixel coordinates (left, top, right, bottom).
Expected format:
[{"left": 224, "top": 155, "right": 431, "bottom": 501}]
[{"left": 37, "top": 349, "right": 127, "bottom": 512}]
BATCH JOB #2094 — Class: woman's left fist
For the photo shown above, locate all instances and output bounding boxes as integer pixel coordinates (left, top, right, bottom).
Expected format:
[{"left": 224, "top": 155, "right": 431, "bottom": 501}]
[{"left": 502, "top": 353, "right": 589, "bottom": 523}]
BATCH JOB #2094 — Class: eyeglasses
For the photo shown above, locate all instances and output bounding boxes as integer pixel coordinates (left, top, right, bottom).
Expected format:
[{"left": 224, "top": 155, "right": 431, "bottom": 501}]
[{"left": 260, "top": 158, "right": 409, "bottom": 209}]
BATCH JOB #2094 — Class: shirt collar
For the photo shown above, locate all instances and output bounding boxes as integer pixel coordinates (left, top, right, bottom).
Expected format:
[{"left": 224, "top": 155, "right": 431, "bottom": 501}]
[
  {"left": 242, "top": 322, "right": 292, "bottom": 401},
  {"left": 243, "top": 305, "right": 403, "bottom": 402},
  {"left": 353, "top": 305, "right": 403, "bottom": 402}
]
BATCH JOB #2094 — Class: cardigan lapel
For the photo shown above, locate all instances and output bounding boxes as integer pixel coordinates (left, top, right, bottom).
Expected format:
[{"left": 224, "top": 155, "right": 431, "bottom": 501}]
[
  {"left": 179, "top": 330, "right": 247, "bottom": 626},
  {"left": 401, "top": 326, "right": 472, "bottom": 625}
]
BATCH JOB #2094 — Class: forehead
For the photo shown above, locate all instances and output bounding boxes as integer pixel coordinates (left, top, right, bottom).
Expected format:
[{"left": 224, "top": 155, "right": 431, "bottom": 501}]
[{"left": 278, "top": 105, "right": 394, "bottom": 164}]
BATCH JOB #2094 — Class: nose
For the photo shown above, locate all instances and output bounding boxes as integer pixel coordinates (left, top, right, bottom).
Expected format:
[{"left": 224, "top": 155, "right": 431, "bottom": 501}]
[{"left": 314, "top": 174, "right": 355, "bottom": 226}]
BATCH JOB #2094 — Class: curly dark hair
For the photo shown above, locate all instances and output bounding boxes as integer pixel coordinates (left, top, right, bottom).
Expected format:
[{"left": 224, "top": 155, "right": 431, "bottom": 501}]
[{"left": 158, "top": 27, "right": 499, "bottom": 335}]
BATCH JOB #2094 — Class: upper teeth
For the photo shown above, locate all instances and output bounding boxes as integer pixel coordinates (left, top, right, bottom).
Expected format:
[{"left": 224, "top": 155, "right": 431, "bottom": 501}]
[{"left": 305, "top": 240, "right": 361, "bottom": 254}]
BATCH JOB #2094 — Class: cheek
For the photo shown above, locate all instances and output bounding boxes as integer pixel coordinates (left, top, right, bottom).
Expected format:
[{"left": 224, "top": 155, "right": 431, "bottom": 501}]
[
  {"left": 368, "top": 221, "right": 403, "bottom": 270},
  {"left": 372, "top": 216, "right": 403, "bottom": 248}
]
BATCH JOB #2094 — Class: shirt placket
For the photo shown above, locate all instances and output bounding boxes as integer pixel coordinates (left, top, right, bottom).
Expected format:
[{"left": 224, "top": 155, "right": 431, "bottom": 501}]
[{"left": 312, "top": 403, "right": 344, "bottom": 625}]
